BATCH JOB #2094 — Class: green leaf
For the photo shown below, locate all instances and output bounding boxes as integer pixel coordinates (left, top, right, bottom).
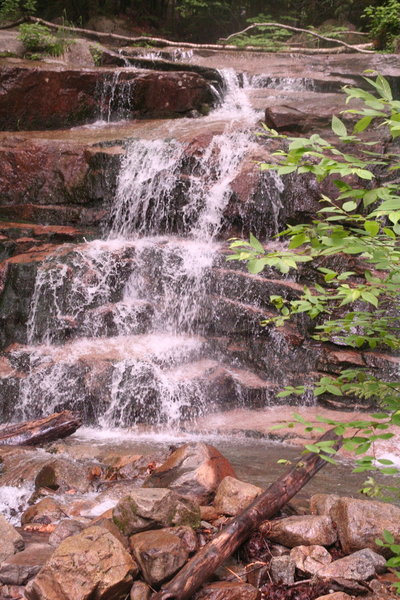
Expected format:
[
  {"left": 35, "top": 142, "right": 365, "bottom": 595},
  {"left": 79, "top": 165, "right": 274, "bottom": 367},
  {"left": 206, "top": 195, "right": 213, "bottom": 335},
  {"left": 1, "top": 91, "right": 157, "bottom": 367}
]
[
  {"left": 383, "top": 530, "right": 395, "bottom": 544},
  {"left": 364, "top": 221, "right": 380, "bottom": 236},
  {"left": 249, "top": 233, "right": 264, "bottom": 254},
  {"left": 342, "top": 200, "right": 357, "bottom": 212},
  {"left": 332, "top": 115, "right": 347, "bottom": 137},
  {"left": 354, "top": 116, "right": 373, "bottom": 133}
]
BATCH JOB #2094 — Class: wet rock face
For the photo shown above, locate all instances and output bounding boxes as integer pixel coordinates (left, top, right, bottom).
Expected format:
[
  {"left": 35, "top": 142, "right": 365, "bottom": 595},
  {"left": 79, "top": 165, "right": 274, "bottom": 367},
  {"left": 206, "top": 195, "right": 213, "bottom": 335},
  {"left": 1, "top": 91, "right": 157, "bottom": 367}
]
[
  {"left": 0, "top": 66, "right": 215, "bottom": 130},
  {"left": 144, "top": 443, "right": 237, "bottom": 504},
  {"left": 318, "top": 548, "right": 386, "bottom": 581},
  {"left": 25, "top": 525, "right": 137, "bottom": 600}
]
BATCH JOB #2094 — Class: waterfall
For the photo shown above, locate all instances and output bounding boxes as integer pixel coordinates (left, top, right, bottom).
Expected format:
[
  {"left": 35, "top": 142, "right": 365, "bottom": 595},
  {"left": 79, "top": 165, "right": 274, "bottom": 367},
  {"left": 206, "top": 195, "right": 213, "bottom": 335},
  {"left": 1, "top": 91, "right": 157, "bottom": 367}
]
[{"left": 6, "top": 65, "right": 288, "bottom": 428}]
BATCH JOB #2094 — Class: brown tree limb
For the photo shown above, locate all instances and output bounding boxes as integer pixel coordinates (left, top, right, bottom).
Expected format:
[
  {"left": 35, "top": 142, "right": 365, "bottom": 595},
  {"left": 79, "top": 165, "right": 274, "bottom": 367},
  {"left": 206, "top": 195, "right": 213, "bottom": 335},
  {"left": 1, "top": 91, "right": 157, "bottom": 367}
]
[
  {"left": 0, "top": 410, "right": 82, "bottom": 445},
  {"left": 220, "top": 22, "right": 374, "bottom": 53},
  {"left": 14, "top": 17, "right": 373, "bottom": 55},
  {"left": 151, "top": 428, "right": 342, "bottom": 600},
  {"left": 0, "top": 18, "right": 25, "bottom": 30}
]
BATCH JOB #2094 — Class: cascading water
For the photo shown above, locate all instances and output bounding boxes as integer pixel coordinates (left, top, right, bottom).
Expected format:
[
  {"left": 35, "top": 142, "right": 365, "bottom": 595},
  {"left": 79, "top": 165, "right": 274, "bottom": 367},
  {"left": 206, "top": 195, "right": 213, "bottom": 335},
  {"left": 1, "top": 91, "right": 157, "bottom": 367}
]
[{"left": 6, "top": 67, "right": 290, "bottom": 428}]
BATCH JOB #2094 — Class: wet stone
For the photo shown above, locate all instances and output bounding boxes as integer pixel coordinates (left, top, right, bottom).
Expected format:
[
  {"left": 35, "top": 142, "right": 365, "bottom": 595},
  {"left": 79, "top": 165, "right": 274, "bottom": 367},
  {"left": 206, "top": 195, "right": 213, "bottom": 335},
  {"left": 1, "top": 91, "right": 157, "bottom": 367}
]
[
  {"left": 318, "top": 548, "right": 386, "bottom": 581},
  {"left": 264, "top": 515, "right": 337, "bottom": 548},
  {"left": 113, "top": 487, "right": 200, "bottom": 536},
  {"left": 130, "top": 581, "right": 151, "bottom": 600},
  {"left": 290, "top": 545, "right": 332, "bottom": 575},
  {"left": 213, "top": 476, "right": 262, "bottom": 516},
  {"left": 21, "top": 498, "right": 66, "bottom": 527}
]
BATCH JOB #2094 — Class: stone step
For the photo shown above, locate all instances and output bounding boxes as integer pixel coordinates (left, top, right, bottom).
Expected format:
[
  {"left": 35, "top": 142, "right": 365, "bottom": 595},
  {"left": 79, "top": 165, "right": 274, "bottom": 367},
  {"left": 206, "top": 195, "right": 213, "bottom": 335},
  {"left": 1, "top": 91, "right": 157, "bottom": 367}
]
[{"left": 0, "top": 221, "right": 95, "bottom": 261}]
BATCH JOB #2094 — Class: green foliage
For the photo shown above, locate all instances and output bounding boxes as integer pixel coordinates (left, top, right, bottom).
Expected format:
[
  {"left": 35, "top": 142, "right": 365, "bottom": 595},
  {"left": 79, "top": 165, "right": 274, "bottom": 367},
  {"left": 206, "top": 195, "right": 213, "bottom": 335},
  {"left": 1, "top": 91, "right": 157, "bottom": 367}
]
[
  {"left": 0, "top": 0, "right": 36, "bottom": 21},
  {"left": 363, "top": 0, "right": 400, "bottom": 50},
  {"left": 230, "top": 76, "right": 400, "bottom": 585},
  {"left": 18, "top": 22, "right": 67, "bottom": 56}
]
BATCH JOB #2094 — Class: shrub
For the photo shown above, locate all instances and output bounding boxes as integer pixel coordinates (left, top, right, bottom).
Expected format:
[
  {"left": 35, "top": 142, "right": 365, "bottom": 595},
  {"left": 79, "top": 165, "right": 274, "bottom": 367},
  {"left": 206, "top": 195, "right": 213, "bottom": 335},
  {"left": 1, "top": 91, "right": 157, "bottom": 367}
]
[
  {"left": 363, "top": 0, "right": 400, "bottom": 50},
  {"left": 18, "top": 23, "right": 65, "bottom": 56}
]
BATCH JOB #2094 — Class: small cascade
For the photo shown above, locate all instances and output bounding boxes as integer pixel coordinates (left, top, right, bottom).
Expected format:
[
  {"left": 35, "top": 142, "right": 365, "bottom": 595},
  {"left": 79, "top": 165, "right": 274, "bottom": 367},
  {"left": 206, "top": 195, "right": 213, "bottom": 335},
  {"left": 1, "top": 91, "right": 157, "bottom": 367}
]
[
  {"left": 97, "top": 71, "right": 135, "bottom": 122},
  {"left": 251, "top": 75, "right": 317, "bottom": 92}
]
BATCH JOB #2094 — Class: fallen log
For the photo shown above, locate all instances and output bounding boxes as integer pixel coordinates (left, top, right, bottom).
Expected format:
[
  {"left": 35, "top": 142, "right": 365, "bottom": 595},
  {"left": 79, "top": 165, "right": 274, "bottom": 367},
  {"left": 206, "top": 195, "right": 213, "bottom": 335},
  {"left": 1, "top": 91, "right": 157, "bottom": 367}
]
[
  {"left": 4, "top": 16, "right": 374, "bottom": 54},
  {"left": 0, "top": 410, "right": 82, "bottom": 446},
  {"left": 152, "top": 427, "right": 342, "bottom": 600}
]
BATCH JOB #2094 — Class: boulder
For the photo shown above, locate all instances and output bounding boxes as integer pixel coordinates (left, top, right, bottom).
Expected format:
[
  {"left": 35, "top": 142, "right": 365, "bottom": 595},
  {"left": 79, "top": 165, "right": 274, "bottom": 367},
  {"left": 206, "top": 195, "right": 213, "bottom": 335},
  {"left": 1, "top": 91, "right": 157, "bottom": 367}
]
[
  {"left": 0, "top": 514, "right": 24, "bottom": 563},
  {"left": 318, "top": 548, "right": 386, "bottom": 581},
  {"left": 193, "top": 581, "right": 261, "bottom": 599},
  {"left": 34, "top": 458, "right": 93, "bottom": 493},
  {"left": 130, "top": 529, "right": 192, "bottom": 586},
  {"left": 25, "top": 526, "right": 137, "bottom": 600},
  {"left": 264, "top": 515, "right": 337, "bottom": 548},
  {"left": 269, "top": 555, "right": 295, "bottom": 585},
  {"left": 213, "top": 477, "right": 262, "bottom": 516},
  {"left": 48, "top": 519, "right": 85, "bottom": 547},
  {"left": 290, "top": 545, "right": 332, "bottom": 575},
  {"left": 144, "top": 443, "right": 237, "bottom": 504},
  {"left": 329, "top": 497, "right": 400, "bottom": 555},
  {"left": 21, "top": 498, "right": 66, "bottom": 526},
  {"left": 130, "top": 581, "right": 151, "bottom": 600},
  {"left": 113, "top": 488, "right": 200, "bottom": 536},
  {"left": 0, "top": 544, "right": 53, "bottom": 586}
]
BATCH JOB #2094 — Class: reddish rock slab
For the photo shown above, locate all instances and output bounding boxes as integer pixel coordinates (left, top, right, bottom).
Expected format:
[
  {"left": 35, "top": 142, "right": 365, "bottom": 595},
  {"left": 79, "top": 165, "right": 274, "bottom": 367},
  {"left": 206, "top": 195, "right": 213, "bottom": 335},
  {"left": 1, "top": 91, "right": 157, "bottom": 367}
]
[
  {"left": 0, "top": 66, "right": 214, "bottom": 130},
  {"left": 144, "top": 442, "right": 237, "bottom": 504}
]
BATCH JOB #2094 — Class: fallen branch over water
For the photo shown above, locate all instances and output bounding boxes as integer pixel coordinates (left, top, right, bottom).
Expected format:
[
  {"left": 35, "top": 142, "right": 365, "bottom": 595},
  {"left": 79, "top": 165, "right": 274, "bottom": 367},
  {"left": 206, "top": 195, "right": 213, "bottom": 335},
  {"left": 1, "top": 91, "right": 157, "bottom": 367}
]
[
  {"left": 0, "top": 410, "right": 82, "bottom": 445},
  {"left": 220, "top": 22, "right": 374, "bottom": 53},
  {"left": 3, "top": 16, "right": 374, "bottom": 54},
  {"left": 152, "top": 427, "right": 342, "bottom": 600}
]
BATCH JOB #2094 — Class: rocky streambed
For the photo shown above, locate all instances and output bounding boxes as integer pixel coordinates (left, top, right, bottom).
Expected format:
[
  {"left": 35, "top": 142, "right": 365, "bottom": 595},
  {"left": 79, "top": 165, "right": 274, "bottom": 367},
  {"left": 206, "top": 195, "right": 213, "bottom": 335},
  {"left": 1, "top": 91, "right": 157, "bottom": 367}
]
[{"left": 0, "top": 437, "right": 399, "bottom": 600}]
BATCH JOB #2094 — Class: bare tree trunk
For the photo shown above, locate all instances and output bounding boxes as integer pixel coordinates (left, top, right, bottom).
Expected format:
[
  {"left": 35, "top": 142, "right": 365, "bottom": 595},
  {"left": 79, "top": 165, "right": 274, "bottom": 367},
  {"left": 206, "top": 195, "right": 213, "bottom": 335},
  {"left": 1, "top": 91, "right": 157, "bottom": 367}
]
[{"left": 152, "top": 428, "right": 342, "bottom": 600}]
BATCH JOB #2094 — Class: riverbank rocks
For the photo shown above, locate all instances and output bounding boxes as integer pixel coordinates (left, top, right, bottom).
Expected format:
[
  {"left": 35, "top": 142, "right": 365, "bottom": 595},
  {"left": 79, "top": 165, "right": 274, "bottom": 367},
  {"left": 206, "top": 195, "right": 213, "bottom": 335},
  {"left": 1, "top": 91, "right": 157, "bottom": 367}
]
[
  {"left": 25, "top": 526, "right": 137, "bottom": 600},
  {"left": 262, "top": 515, "right": 337, "bottom": 548},
  {"left": 0, "top": 544, "right": 53, "bottom": 586},
  {"left": 144, "top": 443, "right": 237, "bottom": 504},
  {"left": 318, "top": 548, "right": 386, "bottom": 580},
  {"left": 0, "top": 515, "right": 24, "bottom": 563},
  {"left": 130, "top": 527, "right": 196, "bottom": 586},
  {"left": 112, "top": 488, "right": 201, "bottom": 536},
  {"left": 130, "top": 581, "right": 151, "bottom": 600},
  {"left": 310, "top": 494, "right": 400, "bottom": 554},
  {"left": 213, "top": 476, "right": 262, "bottom": 516}
]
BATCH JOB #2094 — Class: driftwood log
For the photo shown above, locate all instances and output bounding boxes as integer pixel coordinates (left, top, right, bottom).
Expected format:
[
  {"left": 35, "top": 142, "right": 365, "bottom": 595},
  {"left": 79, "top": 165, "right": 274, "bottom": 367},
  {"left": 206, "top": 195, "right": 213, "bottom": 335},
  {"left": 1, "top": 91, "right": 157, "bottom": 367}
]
[
  {"left": 0, "top": 410, "right": 82, "bottom": 445},
  {"left": 1, "top": 16, "right": 373, "bottom": 54},
  {"left": 152, "top": 428, "right": 342, "bottom": 600}
]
